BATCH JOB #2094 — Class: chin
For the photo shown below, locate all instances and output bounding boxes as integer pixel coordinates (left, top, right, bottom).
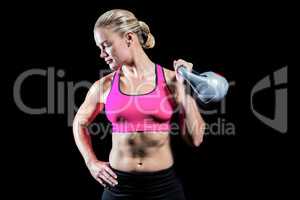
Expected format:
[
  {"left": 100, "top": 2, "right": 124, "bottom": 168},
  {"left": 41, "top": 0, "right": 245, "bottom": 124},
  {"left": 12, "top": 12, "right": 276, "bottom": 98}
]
[
  {"left": 109, "top": 62, "right": 122, "bottom": 71},
  {"left": 109, "top": 63, "right": 120, "bottom": 71}
]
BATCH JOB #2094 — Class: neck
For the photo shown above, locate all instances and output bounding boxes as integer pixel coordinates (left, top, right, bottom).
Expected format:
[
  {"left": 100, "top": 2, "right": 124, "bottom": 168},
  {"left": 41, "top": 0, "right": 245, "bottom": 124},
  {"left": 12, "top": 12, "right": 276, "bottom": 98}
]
[{"left": 121, "top": 48, "right": 155, "bottom": 79}]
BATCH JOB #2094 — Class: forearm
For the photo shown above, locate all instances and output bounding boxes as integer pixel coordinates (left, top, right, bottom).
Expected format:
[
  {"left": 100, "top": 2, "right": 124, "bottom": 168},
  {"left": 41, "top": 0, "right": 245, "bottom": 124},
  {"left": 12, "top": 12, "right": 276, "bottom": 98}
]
[
  {"left": 73, "top": 117, "right": 98, "bottom": 166},
  {"left": 177, "top": 82, "right": 205, "bottom": 146}
]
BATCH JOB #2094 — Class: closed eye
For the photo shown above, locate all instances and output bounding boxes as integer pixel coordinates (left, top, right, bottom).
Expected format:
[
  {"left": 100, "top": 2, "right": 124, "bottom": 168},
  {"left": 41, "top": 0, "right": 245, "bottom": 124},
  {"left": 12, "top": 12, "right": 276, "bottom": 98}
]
[{"left": 103, "top": 42, "right": 112, "bottom": 48}]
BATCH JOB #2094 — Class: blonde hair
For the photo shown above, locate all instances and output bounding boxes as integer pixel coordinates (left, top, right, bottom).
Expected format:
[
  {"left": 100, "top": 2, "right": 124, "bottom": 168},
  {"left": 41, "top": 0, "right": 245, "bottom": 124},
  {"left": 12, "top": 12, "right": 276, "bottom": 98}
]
[{"left": 94, "top": 9, "right": 155, "bottom": 49}]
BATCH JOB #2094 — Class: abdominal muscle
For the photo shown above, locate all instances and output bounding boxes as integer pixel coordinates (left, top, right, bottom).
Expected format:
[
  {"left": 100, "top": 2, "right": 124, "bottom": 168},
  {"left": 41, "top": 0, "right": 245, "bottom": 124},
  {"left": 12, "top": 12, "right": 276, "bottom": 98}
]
[{"left": 109, "top": 131, "right": 174, "bottom": 172}]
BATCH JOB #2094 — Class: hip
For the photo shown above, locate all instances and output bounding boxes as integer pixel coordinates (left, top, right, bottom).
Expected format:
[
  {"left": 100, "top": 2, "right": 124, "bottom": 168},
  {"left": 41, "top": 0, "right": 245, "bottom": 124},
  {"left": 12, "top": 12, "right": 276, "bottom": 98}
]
[{"left": 102, "top": 164, "right": 186, "bottom": 200}]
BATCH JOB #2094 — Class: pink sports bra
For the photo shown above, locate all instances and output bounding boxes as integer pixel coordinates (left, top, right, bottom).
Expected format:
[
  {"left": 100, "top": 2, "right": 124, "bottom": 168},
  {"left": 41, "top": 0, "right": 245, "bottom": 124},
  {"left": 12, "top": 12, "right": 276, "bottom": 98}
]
[{"left": 105, "top": 64, "right": 176, "bottom": 133}]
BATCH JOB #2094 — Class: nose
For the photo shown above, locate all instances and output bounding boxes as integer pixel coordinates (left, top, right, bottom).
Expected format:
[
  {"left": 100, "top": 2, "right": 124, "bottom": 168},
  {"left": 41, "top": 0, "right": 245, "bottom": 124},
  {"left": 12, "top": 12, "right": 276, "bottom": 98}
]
[{"left": 100, "top": 49, "right": 108, "bottom": 59}]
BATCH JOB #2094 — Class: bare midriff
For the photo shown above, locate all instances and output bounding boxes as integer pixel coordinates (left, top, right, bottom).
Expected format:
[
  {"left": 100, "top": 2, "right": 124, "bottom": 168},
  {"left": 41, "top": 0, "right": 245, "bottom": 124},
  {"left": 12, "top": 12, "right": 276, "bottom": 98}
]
[{"left": 109, "top": 131, "right": 174, "bottom": 172}]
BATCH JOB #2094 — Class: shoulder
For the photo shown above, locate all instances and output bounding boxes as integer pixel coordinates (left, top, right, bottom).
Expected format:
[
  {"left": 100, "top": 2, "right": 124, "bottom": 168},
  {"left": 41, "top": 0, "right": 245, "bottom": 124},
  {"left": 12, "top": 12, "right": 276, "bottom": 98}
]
[
  {"left": 100, "top": 71, "right": 116, "bottom": 91},
  {"left": 161, "top": 66, "right": 177, "bottom": 84},
  {"left": 88, "top": 71, "right": 117, "bottom": 103},
  {"left": 90, "top": 71, "right": 115, "bottom": 92},
  {"left": 161, "top": 66, "right": 180, "bottom": 99}
]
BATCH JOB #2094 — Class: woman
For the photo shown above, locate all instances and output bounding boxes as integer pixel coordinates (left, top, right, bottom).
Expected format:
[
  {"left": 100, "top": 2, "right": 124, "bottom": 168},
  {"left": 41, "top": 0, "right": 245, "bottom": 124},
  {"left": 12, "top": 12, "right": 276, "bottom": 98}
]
[{"left": 73, "top": 9, "right": 205, "bottom": 200}]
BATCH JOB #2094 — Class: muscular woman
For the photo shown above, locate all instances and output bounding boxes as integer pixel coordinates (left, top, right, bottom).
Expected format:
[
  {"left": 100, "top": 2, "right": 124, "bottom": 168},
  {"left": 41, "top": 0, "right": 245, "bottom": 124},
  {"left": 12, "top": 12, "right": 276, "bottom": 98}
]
[{"left": 73, "top": 9, "right": 205, "bottom": 200}]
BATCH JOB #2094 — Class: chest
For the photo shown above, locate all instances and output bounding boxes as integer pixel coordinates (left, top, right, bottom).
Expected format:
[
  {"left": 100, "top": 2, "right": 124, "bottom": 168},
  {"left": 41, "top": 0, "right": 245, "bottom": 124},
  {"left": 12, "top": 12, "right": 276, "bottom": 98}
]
[{"left": 119, "top": 76, "right": 157, "bottom": 95}]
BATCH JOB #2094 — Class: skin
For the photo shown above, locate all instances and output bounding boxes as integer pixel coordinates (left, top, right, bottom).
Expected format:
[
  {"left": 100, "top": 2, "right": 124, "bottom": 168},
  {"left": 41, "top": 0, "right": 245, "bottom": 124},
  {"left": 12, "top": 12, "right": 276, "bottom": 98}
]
[{"left": 72, "top": 27, "right": 205, "bottom": 188}]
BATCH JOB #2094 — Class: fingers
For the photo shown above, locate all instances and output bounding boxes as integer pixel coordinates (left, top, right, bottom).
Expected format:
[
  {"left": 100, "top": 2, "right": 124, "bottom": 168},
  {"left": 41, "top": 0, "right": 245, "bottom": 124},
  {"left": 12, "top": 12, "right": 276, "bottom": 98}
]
[
  {"left": 98, "top": 172, "right": 116, "bottom": 186},
  {"left": 96, "top": 176, "right": 106, "bottom": 187},
  {"left": 98, "top": 173, "right": 112, "bottom": 186},
  {"left": 97, "top": 168, "right": 118, "bottom": 187},
  {"left": 173, "top": 60, "right": 179, "bottom": 69},
  {"left": 174, "top": 59, "right": 193, "bottom": 70},
  {"left": 89, "top": 161, "right": 118, "bottom": 188},
  {"left": 103, "top": 170, "right": 118, "bottom": 185},
  {"left": 104, "top": 166, "right": 118, "bottom": 179}
]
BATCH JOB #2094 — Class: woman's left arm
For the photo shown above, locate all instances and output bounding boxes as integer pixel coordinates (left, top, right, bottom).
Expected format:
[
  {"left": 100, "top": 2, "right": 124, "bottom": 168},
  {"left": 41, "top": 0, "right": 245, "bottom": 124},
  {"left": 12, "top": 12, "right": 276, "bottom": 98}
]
[{"left": 173, "top": 59, "right": 206, "bottom": 147}]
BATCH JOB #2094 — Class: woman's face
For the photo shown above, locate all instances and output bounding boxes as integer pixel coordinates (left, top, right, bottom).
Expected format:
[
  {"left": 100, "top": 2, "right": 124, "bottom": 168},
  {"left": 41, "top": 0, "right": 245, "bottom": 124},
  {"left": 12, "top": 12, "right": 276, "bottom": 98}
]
[{"left": 94, "top": 28, "right": 132, "bottom": 71}]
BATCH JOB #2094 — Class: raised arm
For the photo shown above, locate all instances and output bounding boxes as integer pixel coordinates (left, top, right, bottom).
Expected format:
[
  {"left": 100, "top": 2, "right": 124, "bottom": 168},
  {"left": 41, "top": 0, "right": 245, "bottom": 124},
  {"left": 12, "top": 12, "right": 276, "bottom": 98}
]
[{"left": 173, "top": 59, "right": 206, "bottom": 147}]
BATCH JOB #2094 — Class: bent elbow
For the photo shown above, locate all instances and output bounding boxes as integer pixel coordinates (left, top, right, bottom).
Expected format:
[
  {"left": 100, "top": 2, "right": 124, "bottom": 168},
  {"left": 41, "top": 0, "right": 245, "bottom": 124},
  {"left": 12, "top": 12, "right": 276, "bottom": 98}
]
[
  {"left": 193, "top": 137, "right": 203, "bottom": 147},
  {"left": 73, "top": 115, "right": 89, "bottom": 128},
  {"left": 72, "top": 116, "right": 89, "bottom": 137},
  {"left": 193, "top": 122, "right": 205, "bottom": 147}
]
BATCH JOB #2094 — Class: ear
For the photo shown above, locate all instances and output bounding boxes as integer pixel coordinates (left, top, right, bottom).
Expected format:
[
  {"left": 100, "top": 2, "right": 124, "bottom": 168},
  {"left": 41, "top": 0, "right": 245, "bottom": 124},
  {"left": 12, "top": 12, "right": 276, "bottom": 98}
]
[{"left": 124, "top": 32, "right": 134, "bottom": 44}]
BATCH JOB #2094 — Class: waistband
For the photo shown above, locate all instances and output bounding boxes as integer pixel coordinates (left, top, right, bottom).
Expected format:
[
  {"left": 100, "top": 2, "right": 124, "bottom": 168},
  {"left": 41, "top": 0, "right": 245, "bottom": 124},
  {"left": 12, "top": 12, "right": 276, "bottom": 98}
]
[
  {"left": 105, "top": 164, "right": 183, "bottom": 197},
  {"left": 107, "top": 164, "right": 178, "bottom": 192},
  {"left": 109, "top": 164, "right": 175, "bottom": 179}
]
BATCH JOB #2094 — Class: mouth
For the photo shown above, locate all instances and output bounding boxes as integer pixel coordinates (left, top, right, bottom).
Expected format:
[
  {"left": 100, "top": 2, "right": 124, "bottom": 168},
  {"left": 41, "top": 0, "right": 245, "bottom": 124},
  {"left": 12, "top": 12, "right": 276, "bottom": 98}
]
[{"left": 105, "top": 59, "right": 113, "bottom": 64}]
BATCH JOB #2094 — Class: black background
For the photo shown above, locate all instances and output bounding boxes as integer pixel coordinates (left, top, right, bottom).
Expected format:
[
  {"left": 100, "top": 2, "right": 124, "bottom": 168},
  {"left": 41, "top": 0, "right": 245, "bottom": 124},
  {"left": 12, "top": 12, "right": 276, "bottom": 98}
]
[{"left": 6, "top": 0, "right": 294, "bottom": 199}]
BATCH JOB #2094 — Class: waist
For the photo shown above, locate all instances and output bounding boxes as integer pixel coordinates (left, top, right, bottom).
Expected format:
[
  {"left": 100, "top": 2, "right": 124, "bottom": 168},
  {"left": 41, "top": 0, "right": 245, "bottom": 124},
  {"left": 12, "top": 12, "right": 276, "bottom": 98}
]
[
  {"left": 109, "top": 134, "right": 173, "bottom": 172},
  {"left": 105, "top": 164, "right": 180, "bottom": 195},
  {"left": 109, "top": 164, "right": 176, "bottom": 180}
]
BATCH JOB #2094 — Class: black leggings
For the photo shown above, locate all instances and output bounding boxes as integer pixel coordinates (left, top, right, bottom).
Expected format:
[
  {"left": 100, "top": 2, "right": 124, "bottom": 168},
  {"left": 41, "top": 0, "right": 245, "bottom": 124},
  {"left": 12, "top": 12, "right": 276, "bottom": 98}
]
[{"left": 101, "top": 165, "right": 186, "bottom": 200}]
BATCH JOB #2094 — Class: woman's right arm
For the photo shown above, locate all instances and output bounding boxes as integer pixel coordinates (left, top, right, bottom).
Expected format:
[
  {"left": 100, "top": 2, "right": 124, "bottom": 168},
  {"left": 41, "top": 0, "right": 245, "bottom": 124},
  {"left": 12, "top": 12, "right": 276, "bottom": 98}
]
[
  {"left": 72, "top": 77, "right": 118, "bottom": 187},
  {"left": 73, "top": 79, "right": 103, "bottom": 165}
]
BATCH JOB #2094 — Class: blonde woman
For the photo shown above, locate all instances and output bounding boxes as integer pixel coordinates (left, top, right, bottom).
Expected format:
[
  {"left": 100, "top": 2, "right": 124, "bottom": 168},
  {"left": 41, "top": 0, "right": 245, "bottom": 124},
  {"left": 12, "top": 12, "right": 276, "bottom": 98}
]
[{"left": 73, "top": 9, "right": 205, "bottom": 200}]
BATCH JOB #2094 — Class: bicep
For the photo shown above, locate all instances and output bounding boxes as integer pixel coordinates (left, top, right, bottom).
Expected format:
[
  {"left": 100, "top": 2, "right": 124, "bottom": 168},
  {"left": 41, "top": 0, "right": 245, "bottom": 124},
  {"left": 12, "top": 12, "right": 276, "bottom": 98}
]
[
  {"left": 163, "top": 69, "right": 181, "bottom": 104},
  {"left": 74, "top": 81, "right": 104, "bottom": 126}
]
